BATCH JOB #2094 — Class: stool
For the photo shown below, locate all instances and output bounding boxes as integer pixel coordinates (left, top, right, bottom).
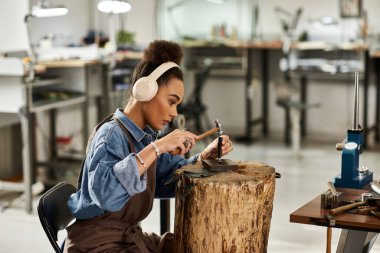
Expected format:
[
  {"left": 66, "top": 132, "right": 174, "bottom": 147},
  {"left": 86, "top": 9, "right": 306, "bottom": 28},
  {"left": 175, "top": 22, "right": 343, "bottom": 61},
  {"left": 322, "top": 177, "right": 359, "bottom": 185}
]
[{"left": 277, "top": 99, "right": 319, "bottom": 156}]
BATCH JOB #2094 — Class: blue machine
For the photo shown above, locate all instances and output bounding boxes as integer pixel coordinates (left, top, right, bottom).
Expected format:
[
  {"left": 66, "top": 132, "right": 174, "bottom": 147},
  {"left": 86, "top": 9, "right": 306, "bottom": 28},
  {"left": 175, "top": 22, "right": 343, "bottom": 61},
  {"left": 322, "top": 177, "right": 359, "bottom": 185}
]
[{"left": 334, "top": 72, "right": 373, "bottom": 189}]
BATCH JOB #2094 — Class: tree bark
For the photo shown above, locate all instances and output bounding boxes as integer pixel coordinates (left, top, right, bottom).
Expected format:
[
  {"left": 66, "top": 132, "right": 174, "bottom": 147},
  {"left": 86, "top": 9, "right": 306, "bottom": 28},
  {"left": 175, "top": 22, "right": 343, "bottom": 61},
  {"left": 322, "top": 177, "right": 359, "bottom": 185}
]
[{"left": 174, "top": 161, "right": 276, "bottom": 253}]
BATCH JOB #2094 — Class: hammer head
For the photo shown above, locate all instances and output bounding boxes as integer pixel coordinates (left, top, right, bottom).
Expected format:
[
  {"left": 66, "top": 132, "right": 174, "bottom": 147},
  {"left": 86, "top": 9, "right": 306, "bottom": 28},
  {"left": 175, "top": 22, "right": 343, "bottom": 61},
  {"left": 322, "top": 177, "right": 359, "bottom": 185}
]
[
  {"left": 365, "top": 198, "right": 380, "bottom": 207},
  {"left": 215, "top": 119, "right": 223, "bottom": 135}
]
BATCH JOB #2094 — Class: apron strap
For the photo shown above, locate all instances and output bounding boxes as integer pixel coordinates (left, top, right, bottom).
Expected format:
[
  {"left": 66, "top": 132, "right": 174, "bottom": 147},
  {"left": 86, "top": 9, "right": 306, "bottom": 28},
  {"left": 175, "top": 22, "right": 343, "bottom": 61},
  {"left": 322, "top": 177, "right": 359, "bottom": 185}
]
[
  {"left": 77, "top": 113, "right": 114, "bottom": 189},
  {"left": 124, "top": 227, "right": 152, "bottom": 253},
  {"left": 114, "top": 116, "right": 136, "bottom": 154}
]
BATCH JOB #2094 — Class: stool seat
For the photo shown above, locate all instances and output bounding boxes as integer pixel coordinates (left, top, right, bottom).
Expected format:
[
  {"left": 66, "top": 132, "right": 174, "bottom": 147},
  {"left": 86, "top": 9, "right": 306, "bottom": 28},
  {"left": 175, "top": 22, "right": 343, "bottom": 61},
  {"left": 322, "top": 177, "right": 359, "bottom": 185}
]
[{"left": 276, "top": 98, "right": 320, "bottom": 150}]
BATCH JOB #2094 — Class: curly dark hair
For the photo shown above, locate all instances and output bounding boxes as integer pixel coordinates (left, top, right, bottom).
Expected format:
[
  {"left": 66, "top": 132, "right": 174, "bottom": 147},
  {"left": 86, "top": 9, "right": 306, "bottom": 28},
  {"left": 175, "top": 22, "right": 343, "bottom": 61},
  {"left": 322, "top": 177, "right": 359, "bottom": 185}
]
[
  {"left": 127, "top": 40, "right": 184, "bottom": 101},
  {"left": 143, "top": 40, "right": 183, "bottom": 65}
]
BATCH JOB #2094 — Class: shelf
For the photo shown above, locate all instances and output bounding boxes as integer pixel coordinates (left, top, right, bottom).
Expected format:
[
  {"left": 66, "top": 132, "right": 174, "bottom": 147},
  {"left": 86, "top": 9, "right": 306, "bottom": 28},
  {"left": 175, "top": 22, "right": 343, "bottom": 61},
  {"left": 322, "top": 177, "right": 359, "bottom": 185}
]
[
  {"left": 30, "top": 95, "right": 86, "bottom": 113},
  {"left": 32, "top": 78, "right": 63, "bottom": 87}
]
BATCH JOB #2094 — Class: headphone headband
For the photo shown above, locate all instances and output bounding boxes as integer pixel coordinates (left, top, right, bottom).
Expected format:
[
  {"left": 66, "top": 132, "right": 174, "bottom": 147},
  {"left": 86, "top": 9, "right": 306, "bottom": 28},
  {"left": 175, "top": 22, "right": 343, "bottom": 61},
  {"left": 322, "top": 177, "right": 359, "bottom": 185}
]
[{"left": 149, "top": 62, "right": 180, "bottom": 81}]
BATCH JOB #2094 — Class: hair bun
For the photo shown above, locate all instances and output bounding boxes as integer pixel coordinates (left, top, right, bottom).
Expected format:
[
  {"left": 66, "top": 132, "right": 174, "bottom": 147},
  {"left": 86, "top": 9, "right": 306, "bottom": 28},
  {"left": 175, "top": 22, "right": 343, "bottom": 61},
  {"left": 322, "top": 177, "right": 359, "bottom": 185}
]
[{"left": 143, "top": 40, "right": 183, "bottom": 65}]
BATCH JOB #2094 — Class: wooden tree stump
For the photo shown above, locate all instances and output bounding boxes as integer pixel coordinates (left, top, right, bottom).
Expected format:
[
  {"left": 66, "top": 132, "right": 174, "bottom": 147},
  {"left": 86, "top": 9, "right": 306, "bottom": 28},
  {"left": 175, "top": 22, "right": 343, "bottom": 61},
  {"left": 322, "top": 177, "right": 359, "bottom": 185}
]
[{"left": 174, "top": 161, "right": 276, "bottom": 253}]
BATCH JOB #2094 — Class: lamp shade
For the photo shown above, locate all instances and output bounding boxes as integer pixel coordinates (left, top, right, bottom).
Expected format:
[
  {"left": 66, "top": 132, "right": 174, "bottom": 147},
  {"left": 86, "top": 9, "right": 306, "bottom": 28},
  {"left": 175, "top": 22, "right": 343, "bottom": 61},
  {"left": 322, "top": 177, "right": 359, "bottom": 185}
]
[
  {"left": 31, "top": 1, "right": 68, "bottom": 18},
  {"left": 206, "top": 0, "right": 228, "bottom": 3},
  {"left": 97, "top": 0, "right": 132, "bottom": 14}
]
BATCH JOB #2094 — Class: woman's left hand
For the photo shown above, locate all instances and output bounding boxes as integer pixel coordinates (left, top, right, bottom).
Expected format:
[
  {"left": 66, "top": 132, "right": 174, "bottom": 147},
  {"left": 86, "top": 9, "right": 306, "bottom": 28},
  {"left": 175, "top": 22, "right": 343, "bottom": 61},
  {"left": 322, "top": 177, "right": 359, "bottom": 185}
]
[{"left": 200, "top": 135, "right": 233, "bottom": 160}]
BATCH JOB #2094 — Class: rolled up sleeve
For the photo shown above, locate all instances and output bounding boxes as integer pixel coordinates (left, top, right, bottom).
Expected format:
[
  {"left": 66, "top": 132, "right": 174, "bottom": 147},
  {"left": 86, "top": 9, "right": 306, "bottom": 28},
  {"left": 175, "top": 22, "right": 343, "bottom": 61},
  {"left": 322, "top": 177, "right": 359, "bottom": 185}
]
[{"left": 113, "top": 153, "right": 147, "bottom": 196}]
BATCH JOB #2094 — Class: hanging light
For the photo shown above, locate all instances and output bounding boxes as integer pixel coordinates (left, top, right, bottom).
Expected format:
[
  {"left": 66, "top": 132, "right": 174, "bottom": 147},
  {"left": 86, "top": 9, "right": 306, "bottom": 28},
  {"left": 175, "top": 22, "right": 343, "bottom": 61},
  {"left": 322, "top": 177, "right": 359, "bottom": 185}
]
[
  {"left": 206, "top": 0, "right": 228, "bottom": 3},
  {"left": 31, "top": 0, "right": 68, "bottom": 18},
  {"left": 97, "top": 0, "right": 132, "bottom": 14}
]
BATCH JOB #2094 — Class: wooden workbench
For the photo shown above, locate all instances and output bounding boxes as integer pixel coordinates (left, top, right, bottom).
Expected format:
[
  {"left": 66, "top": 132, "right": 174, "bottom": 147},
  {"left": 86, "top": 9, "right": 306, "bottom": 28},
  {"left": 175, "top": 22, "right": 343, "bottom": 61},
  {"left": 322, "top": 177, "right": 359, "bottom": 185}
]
[{"left": 290, "top": 188, "right": 380, "bottom": 252}]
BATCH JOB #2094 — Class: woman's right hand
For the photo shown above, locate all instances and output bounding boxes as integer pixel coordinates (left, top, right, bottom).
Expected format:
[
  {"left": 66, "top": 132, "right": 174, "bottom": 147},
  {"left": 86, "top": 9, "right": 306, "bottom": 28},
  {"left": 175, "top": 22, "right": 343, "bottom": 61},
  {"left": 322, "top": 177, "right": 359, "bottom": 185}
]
[{"left": 154, "top": 129, "right": 198, "bottom": 156}]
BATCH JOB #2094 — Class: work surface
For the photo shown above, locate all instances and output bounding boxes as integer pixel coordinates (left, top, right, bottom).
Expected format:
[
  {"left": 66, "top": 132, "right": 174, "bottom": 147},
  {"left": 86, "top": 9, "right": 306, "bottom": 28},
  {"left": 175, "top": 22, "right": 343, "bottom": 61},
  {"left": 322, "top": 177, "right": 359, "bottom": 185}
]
[{"left": 290, "top": 188, "right": 380, "bottom": 232}]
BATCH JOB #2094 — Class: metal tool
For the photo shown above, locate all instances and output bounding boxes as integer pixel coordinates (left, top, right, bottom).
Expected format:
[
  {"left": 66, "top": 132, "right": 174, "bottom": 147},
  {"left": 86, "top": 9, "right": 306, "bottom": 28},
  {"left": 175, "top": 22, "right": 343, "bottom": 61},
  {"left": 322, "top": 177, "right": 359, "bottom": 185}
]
[
  {"left": 357, "top": 205, "right": 378, "bottom": 215},
  {"left": 370, "top": 210, "right": 380, "bottom": 218},
  {"left": 321, "top": 182, "right": 343, "bottom": 209},
  {"left": 370, "top": 181, "right": 380, "bottom": 195},
  {"left": 202, "top": 120, "right": 238, "bottom": 172},
  {"left": 334, "top": 72, "right": 373, "bottom": 189},
  {"left": 329, "top": 201, "right": 365, "bottom": 215},
  {"left": 329, "top": 197, "right": 380, "bottom": 216},
  {"left": 361, "top": 192, "right": 373, "bottom": 202},
  {"left": 327, "top": 181, "right": 338, "bottom": 196},
  {"left": 321, "top": 190, "right": 342, "bottom": 209}
]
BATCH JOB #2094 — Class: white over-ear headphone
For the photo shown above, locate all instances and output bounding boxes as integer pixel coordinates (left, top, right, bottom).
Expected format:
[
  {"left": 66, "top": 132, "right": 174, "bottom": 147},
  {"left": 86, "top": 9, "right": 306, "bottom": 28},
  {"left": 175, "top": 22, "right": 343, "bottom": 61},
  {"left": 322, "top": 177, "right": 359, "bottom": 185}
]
[{"left": 132, "top": 61, "right": 180, "bottom": 102}]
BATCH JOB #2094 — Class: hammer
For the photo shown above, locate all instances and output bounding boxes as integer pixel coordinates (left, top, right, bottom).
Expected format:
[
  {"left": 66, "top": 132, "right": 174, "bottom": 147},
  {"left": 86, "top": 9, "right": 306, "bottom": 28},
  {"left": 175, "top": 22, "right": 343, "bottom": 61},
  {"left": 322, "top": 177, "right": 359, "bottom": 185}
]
[
  {"left": 329, "top": 198, "right": 380, "bottom": 216},
  {"left": 169, "top": 127, "right": 219, "bottom": 155}
]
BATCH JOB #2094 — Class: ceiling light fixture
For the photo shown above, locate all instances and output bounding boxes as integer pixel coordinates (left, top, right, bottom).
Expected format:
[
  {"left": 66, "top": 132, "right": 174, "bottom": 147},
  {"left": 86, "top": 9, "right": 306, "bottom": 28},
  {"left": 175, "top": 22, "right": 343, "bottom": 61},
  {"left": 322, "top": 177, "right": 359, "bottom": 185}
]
[
  {"left": 24, "top": 0, "right": 68, "bottom": 82},
  {"left": 97, "top": 0, "right": 132, "bottom": 14},
  {"left": 206, "top": 0, "right": 228, "bottom": 4},
  {"left": 31, "top": 0, "right": 68, "bottom": 18}
]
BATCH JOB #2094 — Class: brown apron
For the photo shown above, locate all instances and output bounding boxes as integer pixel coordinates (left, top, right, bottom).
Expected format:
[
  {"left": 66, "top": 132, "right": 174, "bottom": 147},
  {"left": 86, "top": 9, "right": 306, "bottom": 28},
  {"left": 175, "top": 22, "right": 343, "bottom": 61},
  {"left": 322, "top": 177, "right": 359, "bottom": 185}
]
[{"left": 63, "top": 115, "right": 173, "bottom": 253}]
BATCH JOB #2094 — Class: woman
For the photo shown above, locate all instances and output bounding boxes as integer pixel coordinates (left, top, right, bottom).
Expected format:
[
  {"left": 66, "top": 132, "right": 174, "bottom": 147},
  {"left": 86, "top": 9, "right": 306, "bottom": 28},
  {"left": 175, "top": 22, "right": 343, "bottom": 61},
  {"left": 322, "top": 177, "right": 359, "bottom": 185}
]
[{"left": 64, "top": 40, "right": 233, "bottom": 253}]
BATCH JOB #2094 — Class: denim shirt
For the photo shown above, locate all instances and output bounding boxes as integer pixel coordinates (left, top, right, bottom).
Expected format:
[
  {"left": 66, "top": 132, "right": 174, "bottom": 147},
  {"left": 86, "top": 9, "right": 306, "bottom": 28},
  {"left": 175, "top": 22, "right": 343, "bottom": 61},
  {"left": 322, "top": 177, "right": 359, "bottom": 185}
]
[{"left": 68, "top": 108, "right": 199, "bottom": 220}]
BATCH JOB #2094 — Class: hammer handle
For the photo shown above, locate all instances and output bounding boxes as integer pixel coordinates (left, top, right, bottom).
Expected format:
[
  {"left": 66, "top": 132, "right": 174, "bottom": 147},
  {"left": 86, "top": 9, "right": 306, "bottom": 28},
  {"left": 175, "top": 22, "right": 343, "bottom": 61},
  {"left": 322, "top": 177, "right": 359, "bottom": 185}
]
[
  {"left": 169, "top": 127, "right": 219, "bottom": 156},
  {"left": 329, "top": 201, "right": 365, "bottom": 215},
  {"left": 197, "top": 127, "right": 218, "bottom": 140}
]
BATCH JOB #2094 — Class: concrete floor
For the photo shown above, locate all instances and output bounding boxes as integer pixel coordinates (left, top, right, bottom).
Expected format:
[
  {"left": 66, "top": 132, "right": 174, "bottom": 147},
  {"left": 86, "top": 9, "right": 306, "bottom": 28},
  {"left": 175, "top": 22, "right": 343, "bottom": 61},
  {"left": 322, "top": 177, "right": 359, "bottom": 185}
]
[{"left": 1, "top": 138, "right": 380, "bottom": 252}]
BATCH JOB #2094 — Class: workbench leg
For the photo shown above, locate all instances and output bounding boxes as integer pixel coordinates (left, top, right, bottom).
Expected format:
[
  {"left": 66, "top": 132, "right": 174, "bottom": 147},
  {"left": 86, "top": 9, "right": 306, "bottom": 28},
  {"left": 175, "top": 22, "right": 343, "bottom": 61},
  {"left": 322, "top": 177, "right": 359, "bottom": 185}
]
[
  {"left": 262, "top": 49, "right": 269, "bottom": 136},
  {"left": 160, "top": 199, "right": 171, "bottom": 234},
  {"left": 245, "top": 48, "right": 253, "bottom": 142},
  {"left": 375, "top": 58, "right": 380, "bottom": 143},
  {"left": 336, "top": 229, "right": 378, "bottom": 253},
  {"left": 100, "top": 63, "right": 111, "bottom": 120},
  {"left": 20, "top": 111, "right": 33, "bottom": 213},
  {"left": 82, "top": 101, "right": 89, "bottom": 152},
  {"left": 363, "top": 51, "right": 370, "bottom": 148}
]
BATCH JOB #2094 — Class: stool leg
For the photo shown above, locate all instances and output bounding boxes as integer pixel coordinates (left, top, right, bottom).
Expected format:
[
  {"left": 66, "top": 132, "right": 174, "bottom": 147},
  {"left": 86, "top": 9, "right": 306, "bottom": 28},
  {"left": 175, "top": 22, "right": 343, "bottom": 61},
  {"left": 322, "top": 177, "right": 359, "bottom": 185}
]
[
  {"left": 285, "top": 106, "right": 291, "bottom": 146},
  {"left": 300, "top": 76, "right": 307, "bottom": 137},
  {"left": 376, "top": 58, "right": 380, "bottom": 142},
  {"left": 290, "top": 107, "right": 301, "bottom": 158}
]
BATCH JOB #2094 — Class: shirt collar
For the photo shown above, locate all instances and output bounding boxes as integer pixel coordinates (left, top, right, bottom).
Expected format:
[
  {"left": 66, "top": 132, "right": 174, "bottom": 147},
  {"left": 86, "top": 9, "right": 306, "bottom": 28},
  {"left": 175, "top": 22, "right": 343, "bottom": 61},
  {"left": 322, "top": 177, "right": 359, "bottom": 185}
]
[{"left": 114, "top": 108, "right": 158, "bottom": 142}]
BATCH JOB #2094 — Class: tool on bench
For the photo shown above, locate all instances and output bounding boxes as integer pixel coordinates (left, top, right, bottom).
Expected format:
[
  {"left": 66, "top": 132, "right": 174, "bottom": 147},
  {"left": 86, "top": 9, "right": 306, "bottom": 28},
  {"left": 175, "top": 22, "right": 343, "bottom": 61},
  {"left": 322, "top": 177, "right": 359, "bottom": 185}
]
[
  {"left": 329, "top": 198, "right": 380, "bottom": 216},
  {"left": 202, "top": 120, "right": 238, "bottom": 172},
  {"left": 324, "top": 196, "right": 380, "bottom": 252},
  {"left": 370, "top": 181, "right": 380, "bottom": 195},
  {"left": 357, "top": 205, "right": 378, "bottom": 215},
  {"left": 321, "top": 182, "right": 343, "bottom": 209},
  {"left": 169, "top": 127, "right": 219, "bottom": 155},
  {"left": 333, "top": 72, "right": 373, "bottom": 189}
]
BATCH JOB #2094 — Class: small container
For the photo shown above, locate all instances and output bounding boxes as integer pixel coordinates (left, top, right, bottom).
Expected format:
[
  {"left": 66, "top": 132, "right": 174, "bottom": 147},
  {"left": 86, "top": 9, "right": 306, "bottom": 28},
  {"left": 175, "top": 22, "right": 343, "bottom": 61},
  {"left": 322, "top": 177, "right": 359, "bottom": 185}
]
[{"left": 361, "top": 192, "right": 373, "bottom": 202}]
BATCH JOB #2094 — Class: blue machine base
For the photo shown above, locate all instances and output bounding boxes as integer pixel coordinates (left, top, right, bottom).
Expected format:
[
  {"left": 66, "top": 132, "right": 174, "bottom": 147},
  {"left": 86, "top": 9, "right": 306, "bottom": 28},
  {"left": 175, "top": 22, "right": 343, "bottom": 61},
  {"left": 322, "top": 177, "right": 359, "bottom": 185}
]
[{"left": 334, "top": 172, "right": 373, "bottom": 189}]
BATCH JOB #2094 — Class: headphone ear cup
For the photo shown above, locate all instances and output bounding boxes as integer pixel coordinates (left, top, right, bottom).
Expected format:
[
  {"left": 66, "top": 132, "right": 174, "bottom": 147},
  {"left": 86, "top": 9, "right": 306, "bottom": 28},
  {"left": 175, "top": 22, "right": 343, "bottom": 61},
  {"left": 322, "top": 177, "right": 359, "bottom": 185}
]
[{"left": 132, "top": 76, "right": 158, "bottom": 102}]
